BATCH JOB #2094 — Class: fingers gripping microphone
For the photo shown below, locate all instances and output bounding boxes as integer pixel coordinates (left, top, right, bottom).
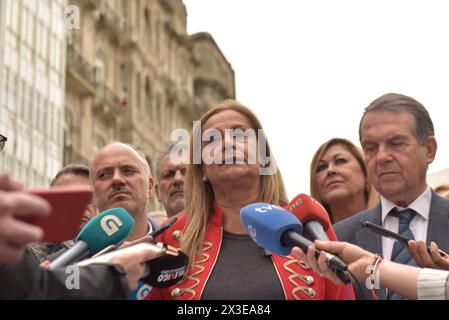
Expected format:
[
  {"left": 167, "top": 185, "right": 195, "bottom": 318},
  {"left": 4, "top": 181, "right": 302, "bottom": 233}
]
[
  {"left": 77, "top": 242, "right": 188, "bottom": 289},
  {"left": 287, "top": 194, "right": 334, "bottom": 242},
  {"left": 240, "top": 203, "right": 350, "bottom": 284},
  {"left": 49, "top": 207, "right": 135, "bottom": 269}
]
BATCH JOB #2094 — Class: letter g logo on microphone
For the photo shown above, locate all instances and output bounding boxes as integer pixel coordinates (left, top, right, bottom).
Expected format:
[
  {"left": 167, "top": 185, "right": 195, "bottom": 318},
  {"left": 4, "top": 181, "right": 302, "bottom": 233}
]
[
  {"left": 100, "top": 215, "right": 124, "bottom": 236},
  {"left": 136, "top": 284, "right": 153, "bottom": 300}
]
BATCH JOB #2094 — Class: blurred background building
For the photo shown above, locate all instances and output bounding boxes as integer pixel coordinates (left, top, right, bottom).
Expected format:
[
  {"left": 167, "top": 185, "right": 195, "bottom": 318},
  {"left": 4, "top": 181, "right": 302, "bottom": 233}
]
[
  {"left": 0, "top": 0, "right": 235, "bottom": 210},
  {"left": 0, "top": 0, "right": 67, "bottom": 186}
]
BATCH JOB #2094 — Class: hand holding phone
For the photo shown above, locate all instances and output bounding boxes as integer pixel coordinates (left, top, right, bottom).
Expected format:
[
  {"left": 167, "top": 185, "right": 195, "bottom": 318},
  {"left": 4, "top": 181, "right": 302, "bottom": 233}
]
[
  {"left": 23, "top": 187, "right": 93, "bottom": 242},
  {"left": 363, "top": 221, "right": 449, "bottom": 258},
  {"left": 150, "top": 216, "right": 177, "bottom": 238}
]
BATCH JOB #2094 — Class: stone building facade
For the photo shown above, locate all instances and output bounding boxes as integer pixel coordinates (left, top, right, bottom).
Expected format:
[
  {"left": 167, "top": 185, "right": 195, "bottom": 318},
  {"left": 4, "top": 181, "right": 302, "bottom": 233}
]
[
  {"left": 0, "top": 0, "right": 67, "bottom": 187},
  {"left": 64, "top": 0, "right": 235, "bottom": 209}
]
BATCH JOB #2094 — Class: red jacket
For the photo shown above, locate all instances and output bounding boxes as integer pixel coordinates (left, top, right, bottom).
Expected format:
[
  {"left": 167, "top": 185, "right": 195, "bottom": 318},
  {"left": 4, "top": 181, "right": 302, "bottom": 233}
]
[{"left": 147, "top": 204, "right": 354, "bottom": 300}]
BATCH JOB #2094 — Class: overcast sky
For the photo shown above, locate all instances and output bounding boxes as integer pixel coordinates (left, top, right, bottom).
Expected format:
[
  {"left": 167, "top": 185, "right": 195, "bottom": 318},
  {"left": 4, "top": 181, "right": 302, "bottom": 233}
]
[{"left": 184, "top": 0, "right": 449, "bottom": 198}]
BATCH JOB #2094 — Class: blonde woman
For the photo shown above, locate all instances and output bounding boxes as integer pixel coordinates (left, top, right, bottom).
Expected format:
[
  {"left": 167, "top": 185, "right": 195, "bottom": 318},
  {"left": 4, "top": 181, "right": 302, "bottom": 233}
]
[
  {"left": 310, "top": 138, "right": 379, "bottom": 224},
  {"left": 147, "top": 100, "right": 354, "bottom": 300}
]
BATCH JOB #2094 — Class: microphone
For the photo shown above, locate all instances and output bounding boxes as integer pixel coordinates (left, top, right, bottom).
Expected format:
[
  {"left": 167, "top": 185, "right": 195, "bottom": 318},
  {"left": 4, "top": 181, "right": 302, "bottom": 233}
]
[
  {"left": 240, "top": 203, "right": 350, "bottom": 283},
  {"left": 142, "top": 245, "right": 188, "bottom": 288},
  {"left": 287, "top": 194, "right": 332, "bottom": 242},
  {"left": 77, "top": 242, "right": 188, "bottom": 288},
  {"left": 49, "top": 207, "right": 135, "bottom": 269}
]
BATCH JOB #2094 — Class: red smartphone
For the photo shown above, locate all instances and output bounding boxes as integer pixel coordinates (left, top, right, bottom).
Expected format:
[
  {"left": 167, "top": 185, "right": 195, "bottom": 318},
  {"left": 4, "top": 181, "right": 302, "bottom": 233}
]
[{"left": 23, "top": 187, "right": 93, "bottom": 242}]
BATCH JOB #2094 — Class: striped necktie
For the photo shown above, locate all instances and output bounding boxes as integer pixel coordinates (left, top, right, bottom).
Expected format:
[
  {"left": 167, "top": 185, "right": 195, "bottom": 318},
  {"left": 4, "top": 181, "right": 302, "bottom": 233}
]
[{"left": 387, "top": 208, "right": 417, "bottom": 300}]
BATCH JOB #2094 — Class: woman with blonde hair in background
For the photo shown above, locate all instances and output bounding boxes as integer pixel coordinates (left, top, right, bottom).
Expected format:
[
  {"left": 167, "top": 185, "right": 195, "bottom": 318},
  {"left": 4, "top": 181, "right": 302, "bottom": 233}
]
[
  {"left": 147, "top": 100, "right": 354, "bottom": 300},
  {"left": 310, "top": 138, "right": 378, "bottom": 224},
  {"left": 434, "top": 184, "right": 449, "bottom": 199}
]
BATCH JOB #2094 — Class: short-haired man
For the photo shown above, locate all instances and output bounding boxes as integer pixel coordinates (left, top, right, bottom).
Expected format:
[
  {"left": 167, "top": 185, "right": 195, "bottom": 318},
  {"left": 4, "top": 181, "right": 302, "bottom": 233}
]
[
  {"left": 90, "top": 142, "right": 160, "bottom": 242},
  {"left": 334, "top": 93, "right": 449, "bottom": 300},
  {"left": 154, "top": 144, "right": 188, "bottom": 219},
  {"left": 90, "top": 142, "right": 162, "bottom": 300}
]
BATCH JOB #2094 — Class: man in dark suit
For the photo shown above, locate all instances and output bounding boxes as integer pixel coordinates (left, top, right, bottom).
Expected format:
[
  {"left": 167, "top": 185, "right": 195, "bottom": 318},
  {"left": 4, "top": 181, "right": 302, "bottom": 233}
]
[{"left": 334, "top": 93, "right": 449, "bottom": 299}]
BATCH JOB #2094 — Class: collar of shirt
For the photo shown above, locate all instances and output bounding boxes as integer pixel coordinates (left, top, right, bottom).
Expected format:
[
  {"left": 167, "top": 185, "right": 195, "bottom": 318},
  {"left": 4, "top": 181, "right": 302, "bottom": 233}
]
[
  {"left": 380, "top": 185, "right": 432, "bottom": 262},
  {"left": 381, "top": 185, "right": 432, "bottom": 225}
]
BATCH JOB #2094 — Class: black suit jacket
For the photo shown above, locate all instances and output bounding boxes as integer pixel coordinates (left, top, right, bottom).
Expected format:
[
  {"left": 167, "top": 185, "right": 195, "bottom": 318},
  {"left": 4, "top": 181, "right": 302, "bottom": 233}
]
[{"left": 0, "top": 250, "right": 129, "bottom": 299}]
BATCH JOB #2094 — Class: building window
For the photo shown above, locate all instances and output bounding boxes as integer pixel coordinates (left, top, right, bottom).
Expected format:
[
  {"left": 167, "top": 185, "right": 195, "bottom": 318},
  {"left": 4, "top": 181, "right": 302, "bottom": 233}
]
[
  {"left": 0, "top": 67, "right": 7, "bottom": 107},
  {"left": 144, "top": 8, "right": 151, "bottom": 41},
  {"left": 7, "top": 69, "right": 16, "bottom": 112},
  {"left": 136, "top": 73, "right": 141, "bottom": 111},
  {"left": 21, "top": 83, "right": 32, "bottom": 122},
  {"left": 145, "top": 77, "right": 152, "bottom": 117},
  {"left": 157, "top": 94, "right": 163, "bottom": 132},
  {"left": 122, "top": 0, "right": 128, "bottom": 19},
  {"left": 21, "top": 7, "right": 34, "bottom": 47},
  {"left": 35, "top": 93, "right": 45, "bottom": 131},
  {"left": 135, "top": 0, "right": 141, "bottom": 30},
  {"left": 95, "top": 56, "right": 106, "bottom": 84},
  {"left": 52, "top": 106, "right": 60, "bottom": 143},
  {"left": 7, "top": 0, "right": 19, "bottom": 33},
  {"left": 46, "top": 104, "right": 54, "bottom": 140}
]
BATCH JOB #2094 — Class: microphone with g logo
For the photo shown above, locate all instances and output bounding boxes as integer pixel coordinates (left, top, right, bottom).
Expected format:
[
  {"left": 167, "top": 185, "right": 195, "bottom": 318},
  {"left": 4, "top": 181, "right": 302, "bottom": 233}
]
[{"left": 49, "top": 208, "right": 134, "bottom": 270}]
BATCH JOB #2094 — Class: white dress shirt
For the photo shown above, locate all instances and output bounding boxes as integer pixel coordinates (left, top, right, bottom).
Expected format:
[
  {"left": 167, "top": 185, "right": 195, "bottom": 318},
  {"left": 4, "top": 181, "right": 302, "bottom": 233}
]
[{"left": 381, "top": 185, "right": 431, "bottom": 261}]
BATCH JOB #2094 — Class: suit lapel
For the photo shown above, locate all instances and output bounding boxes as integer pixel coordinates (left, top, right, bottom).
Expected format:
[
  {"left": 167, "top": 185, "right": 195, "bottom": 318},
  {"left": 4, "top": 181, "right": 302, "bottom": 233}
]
[
  {"left": 427, "top": 191, "right": 449, "bottom": 253},
  {"left": 355, "top": 203, "right": 383, "bottom": 255}
]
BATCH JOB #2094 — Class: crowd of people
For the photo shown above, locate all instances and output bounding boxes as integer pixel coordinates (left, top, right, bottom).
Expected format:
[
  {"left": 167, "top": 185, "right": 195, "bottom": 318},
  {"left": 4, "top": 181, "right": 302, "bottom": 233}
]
[{"left": 1, "top": 93, "right": 449, "bottom": 300}]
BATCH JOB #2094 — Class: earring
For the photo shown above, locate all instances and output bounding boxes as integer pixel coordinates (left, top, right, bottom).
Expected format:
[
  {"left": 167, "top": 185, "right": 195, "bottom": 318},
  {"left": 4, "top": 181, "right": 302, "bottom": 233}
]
[{"left": 202, "top": 176, "right": 208, "bottom": 182}]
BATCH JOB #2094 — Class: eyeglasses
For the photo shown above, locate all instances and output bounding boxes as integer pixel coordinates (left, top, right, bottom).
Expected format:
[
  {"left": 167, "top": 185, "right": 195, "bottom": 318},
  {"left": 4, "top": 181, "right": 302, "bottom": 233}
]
[{"left": 0, "top": 134, "right": 7, "bottom": 151}]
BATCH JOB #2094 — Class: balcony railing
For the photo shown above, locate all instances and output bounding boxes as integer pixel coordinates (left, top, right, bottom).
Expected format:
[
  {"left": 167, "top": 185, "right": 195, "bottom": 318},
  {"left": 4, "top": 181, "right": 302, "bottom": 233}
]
[
  {"left": 66, "top": 44, "right": 96, "bottom": 89},
  {"left": 174, "top": 88, "right": 209, "bottom": 119},
  {"left": 162, "top": 74, "right": 209, "bottom": 118},
  {"left": 92, "top": 0, "right": 126, "bottom": 38},
  {"left": 94, "top": 83, "right": 121, "bottom": 117}
]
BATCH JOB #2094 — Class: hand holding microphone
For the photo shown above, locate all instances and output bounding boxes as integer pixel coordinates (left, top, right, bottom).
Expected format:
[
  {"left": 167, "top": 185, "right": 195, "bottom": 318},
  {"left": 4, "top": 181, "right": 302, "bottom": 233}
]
[
  {"left": 240, "top": 202, "right": 350, "bottom": 284},
  {"left": 77, "top": 242, "right": 188, "bottom": 291},
  {"left": 286, "top": 194, "right": 351, "bottom": 282},
  {"left": 292, "top": 240, "right": 374, "bottom": 285},
  {"left": 77, "top": 242, "right": 163, "bottom": 291}
]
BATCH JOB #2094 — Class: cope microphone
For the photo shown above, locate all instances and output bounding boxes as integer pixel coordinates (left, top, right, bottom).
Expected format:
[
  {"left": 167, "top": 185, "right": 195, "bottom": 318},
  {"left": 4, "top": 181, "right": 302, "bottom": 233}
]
[
  {"left": 142, "top": 245, "right": 188, "bottom": 288},
  {"left": 287, "top": 194, "right": 332, "bottom": 242},
  {"left": 49, "top": 207, "right": 135, "bottom": 269},
  {"left": 240, "top": 203, "right": 350, "bottom": 284}
]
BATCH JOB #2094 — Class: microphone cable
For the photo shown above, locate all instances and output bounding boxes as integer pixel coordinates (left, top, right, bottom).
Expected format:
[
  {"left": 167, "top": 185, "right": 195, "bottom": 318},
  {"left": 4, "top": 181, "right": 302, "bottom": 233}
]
[{"left": 346, "top": 269, "right": 371, "bottom": 300}]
